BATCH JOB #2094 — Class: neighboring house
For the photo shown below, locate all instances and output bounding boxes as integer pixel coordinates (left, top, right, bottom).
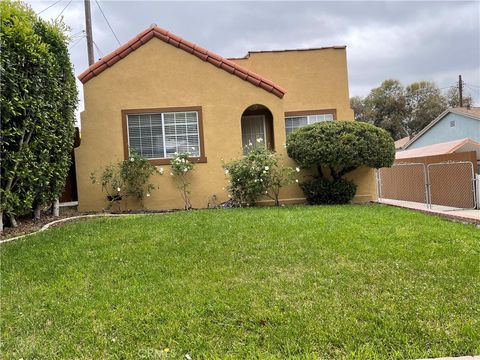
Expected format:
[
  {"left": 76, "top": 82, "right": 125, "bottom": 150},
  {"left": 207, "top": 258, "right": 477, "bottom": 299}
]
[
  {"left": 396, "top": 138, "right": 480, "bottom": 161},
  {"left": 394, "top": 136, "right": 410, "bottom": 150},
  {"left": 75, "top": 25, "right": 375, "bottom": 211},
  {"left": 402, "top": 108, "right": 480, "bottom": 150}
]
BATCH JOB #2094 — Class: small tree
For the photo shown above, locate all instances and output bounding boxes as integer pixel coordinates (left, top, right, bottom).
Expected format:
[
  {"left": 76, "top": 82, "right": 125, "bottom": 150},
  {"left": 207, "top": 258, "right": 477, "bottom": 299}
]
[
  {"left": 170, "top": 152, "right": 195, "bottom": 210},
  {"left": 287, "top": 121, "right": 395, "bottom": 204}
]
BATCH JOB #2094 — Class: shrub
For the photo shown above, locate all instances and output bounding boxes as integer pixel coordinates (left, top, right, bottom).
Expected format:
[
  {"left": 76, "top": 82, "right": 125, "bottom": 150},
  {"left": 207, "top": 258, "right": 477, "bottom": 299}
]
[
  {"left": 170, "top": 152, "right": 195, "bottom": 210},
  {"left": 121, "top": 152, "right": 157, "bottom": 206},
  {"left": 300, "top": 178, "right": 357, "bottom": 205},
  {"left": 266, "top": 165, "right": 298, "bottom": 206},
  {"left": 287, "top": 121, "right": 395, "bottom": 204},
  {"left": 91, "top": 152, "right": 157, "bottom": 210},
  {"left": 223, "top": 145, "right": 297, "bottom": 206},
  {"left": 1, "top": 1, "right": 77, "bottom": 230}
]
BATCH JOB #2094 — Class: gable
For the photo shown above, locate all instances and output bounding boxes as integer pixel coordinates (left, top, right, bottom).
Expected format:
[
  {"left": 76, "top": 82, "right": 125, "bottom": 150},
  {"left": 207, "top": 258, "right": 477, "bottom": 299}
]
[
  {"left": 406, "top": 112, "right": 480, "bottom": 149},
  {"left": 78, "top": 25, "right": 286, "bottom": 98}
]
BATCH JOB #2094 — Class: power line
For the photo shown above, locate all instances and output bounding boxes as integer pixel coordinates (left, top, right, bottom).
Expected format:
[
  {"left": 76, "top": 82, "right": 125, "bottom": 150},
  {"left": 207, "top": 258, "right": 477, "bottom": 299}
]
[
  {"left": 54, "top": 0, "right": 73, "bottom": 22},
  {"left": 95, "top": 0, "right": 121, "bottom": 46},
  {"left": 38, "top": 0, "right": 63, "bottom": 15},
  {"left": 70, "top": 30, "right": 86, "bottom": 38},
  {"left": 93, "top": 40, "right": 104, "bottom": 58},
  {"left": 68, "top": 35, "right": 86, "bottom": 51},
  {"left": 439, "top": 85, "right": 457, "bottom": 91},
  {"left": 465, "top": 84, "right": 480, "bottom": 94}
]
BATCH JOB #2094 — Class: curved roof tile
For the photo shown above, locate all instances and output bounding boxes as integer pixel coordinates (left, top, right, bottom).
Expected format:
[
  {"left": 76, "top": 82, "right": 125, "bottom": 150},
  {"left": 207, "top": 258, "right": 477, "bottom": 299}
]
[{"left": 78, "top": 25, "right": 286, "bottom": 98}]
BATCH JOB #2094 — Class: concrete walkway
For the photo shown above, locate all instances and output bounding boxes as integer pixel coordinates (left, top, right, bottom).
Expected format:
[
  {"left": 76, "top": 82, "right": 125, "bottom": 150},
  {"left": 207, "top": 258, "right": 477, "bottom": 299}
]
[{"left": 378, "top": 199, "right": 480, "bottom": 225}]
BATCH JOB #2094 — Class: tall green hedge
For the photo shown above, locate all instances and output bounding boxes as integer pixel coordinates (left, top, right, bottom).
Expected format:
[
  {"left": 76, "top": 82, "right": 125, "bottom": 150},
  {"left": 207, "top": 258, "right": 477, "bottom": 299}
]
[{"left": 0, "top": 0, "right": 77, "bottom": 229}]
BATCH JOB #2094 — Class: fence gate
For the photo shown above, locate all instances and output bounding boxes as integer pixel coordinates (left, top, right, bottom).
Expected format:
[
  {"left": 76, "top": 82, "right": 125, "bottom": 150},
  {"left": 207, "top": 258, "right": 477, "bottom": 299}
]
[
  {"left": 427, "top": 161, "right": 476, "bottom": 209},
  {"left": 377, "top": 161, "right": 477, "bottom": 209},
  {"left": 377, "top": 163, "right": 428, "bottom": 204}
]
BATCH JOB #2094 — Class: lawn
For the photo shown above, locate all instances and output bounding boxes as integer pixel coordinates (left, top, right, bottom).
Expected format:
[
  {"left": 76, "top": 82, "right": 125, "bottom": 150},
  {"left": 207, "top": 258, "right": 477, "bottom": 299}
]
[{"left": 1, "top": 205, "right": 479, "bottom": 359}]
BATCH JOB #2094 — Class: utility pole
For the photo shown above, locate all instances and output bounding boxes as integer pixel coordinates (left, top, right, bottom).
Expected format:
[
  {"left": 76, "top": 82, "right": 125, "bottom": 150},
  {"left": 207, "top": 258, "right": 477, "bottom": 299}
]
[
  {"left": 458, "top": 74, "right": 463, "bottom": 108},
  {"left": 84, "top": 0, "right": 94, "bottom": 66}
]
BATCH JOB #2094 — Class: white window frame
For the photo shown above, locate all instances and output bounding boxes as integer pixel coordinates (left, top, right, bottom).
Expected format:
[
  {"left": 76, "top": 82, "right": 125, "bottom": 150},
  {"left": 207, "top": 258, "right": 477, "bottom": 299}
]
[
  {"left": 126, "top": 111, "right": 201, "bottom": 160},
  {"left": 285, "top": 113, "right": 334, "bottom": 137}
]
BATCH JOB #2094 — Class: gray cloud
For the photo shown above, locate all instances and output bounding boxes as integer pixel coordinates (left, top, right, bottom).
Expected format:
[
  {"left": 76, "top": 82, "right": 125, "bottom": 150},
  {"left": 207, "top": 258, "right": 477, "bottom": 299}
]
[{"left": 28, "top": 1, "right": 480, "bottom": 123}]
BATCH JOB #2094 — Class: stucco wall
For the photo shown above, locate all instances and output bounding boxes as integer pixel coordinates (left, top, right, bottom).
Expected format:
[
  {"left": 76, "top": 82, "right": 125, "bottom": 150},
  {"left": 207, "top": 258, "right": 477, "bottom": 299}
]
[
  {"left": 76, "top": 38, "right": 374, "bottom": 211},
  {"left": 407, "top": 113, "right": 480, "bottom": 149},
  {"left": 230, "top": 49, "right": 354, "bottom": 120}
]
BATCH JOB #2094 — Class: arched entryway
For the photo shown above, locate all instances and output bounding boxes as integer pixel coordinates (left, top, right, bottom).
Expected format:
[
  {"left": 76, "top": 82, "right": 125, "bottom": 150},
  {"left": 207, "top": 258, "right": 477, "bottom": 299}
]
[{"left": 241, "top": 104, "right": 274, "bottom": 153}]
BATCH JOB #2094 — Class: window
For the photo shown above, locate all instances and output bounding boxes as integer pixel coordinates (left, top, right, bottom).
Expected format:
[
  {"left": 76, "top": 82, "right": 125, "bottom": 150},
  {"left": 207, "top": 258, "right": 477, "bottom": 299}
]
[
  {"left": 123, "top": 107, "right": 205, "bottom": 164},
  {"left": 242, "top": 115, "right": 266, "bottom": 152},
  {"left": 285, "top": 112, "right": 334, "bottom": 137}
]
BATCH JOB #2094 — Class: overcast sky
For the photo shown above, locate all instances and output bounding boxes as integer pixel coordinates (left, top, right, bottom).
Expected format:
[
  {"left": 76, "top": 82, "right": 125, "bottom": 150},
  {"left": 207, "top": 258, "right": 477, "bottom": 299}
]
[{"left": 28, "top": 0, "right": 480, "bottom": 123}]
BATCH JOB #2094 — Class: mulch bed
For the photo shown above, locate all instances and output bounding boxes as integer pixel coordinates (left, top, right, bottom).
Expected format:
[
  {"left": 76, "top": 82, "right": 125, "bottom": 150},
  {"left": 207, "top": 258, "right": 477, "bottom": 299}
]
[
  {"left": 0, "top": 207, "right": 82, "bottom": 241},
  {"left": 1, "top": 200, "right": 241, "bottom": 241},
  {"left": 0, "top": 207, "right": 218, "bottom": 241}
]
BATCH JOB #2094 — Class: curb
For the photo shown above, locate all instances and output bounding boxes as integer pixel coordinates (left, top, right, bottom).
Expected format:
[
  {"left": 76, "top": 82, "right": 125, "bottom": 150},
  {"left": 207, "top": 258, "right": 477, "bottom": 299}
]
[{"left": 0, "top": 213, "right": 155, "bottom": 244}]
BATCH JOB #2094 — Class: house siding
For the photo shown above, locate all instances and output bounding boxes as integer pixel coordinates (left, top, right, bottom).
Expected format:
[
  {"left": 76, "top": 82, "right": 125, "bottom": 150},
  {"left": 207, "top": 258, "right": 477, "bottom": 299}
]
[
  {"left": 407, "top": 113, "right": 480, "bottom": 149},
  {"left": 230, "top": 49, "right": 354, "bottom": 120},
  {"left": 75, "top": 37, "right": 374, "bottom": 211}
]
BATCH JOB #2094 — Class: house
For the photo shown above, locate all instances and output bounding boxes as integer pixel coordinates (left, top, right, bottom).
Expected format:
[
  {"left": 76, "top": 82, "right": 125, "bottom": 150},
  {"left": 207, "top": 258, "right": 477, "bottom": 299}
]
[
  {"left": 396, "top": 138, "right": 480, "bottom": 161},
  {"left": 402, "top": 107, "right": 480, "bottom": 150},
  {"left": 75, "top": 24, "right": 375, "bottom": 211},
  {"left": 394, "top": 136, "right": 410, "bottom": 150}
]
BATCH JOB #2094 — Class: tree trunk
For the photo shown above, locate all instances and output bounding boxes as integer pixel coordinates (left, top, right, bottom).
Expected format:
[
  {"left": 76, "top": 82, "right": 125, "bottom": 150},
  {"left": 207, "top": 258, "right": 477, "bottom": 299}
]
[
  {"left": 34, "top": 205, "right": 41, "bottom": 220},
  {"left": 9, "top": 214, "right": 18, "bottom": 228},
  {"left": 317, "top": 165, "right": 324, "bottom": 178},
  {"left": 52, "top": 198, "right": 60, "bottom": 217},
  {"left": 0, "top": 210, "right": 3, "bottom": 233}
]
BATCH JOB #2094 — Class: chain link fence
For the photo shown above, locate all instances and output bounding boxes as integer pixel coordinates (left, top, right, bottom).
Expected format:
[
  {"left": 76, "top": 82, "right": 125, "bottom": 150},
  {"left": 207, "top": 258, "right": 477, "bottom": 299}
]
[
  {"left": 378, "top": 161, "right": 477, "bottom": 209},
  {"left": 377, "top": 163, "right": 428, "bottom": 203},
  {"left": 427, "top": 161, "right": 476, "bottom": 209}
]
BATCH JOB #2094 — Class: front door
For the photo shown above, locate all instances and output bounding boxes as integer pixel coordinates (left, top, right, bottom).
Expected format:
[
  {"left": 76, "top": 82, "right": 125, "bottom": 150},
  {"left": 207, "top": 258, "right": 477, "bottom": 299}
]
[{"left": 241, "top": 115, "right": 266, "bottom": 153}]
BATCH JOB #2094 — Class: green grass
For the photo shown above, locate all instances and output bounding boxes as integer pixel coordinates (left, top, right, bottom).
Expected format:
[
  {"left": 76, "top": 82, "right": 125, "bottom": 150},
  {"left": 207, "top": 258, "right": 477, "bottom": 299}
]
[{"left": 1, "top": 205, "right": 479, "bottom": 359}]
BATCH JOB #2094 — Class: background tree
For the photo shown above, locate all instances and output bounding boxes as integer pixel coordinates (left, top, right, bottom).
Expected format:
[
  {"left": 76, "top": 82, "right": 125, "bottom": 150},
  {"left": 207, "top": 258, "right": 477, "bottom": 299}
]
[
  {"left": 359, "top": 80, "right": 407, "bottom": 140},
  {"left": 352, "top": 79, "right": 475, "bottom": 140},
  {"left": 350, "top": 96, "right": 366, "bottom": 122},
  {"left": 0, "top": 1, "right": 77, "bottom": 231},
  {"left": 287, "top": 121, "right": 395, "bottom": 204},
  {"left": 446, "top": 86, "right": 473, "bottom": 108},
  {"left": 405, "top": 81, "right": 447, "bottom": 136}
]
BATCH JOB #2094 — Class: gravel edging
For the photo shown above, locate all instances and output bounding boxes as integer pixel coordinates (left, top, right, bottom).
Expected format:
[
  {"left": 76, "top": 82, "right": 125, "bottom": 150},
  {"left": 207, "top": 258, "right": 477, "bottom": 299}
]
[{"left": 0, "top": 213, "right": 156, "bottom": 244}]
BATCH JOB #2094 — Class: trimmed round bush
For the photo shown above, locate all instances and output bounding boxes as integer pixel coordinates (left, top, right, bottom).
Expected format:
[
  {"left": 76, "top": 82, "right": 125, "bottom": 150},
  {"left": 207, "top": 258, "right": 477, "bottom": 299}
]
[
  {"left": 300, "top": 178, "right": 357, "bottom": 205},
  {"left": 287, "top": 121, "right": 395, "bottom": 204}
]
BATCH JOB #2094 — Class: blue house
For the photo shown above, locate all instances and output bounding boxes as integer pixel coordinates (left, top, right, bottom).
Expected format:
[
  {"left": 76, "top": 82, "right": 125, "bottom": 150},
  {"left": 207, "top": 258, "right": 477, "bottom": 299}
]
[{"left": 403, "top": 108, "right": 480, "bottom": 150}]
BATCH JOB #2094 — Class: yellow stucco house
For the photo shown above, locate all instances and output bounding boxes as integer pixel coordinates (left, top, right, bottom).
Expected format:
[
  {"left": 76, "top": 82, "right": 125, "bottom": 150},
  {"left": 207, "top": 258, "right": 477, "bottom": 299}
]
[{"left": 75, "top": 24, "right": 376, "bottom": 211}]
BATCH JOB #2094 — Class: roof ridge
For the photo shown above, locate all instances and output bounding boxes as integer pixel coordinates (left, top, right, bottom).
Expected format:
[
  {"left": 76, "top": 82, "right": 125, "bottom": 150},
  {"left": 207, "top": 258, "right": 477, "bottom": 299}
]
[
  {"left": 227, "top": 46, "right": 347, "bottom": 60},
  {"left": 78, "top": 25, "right": 286, "bottom": 98}
]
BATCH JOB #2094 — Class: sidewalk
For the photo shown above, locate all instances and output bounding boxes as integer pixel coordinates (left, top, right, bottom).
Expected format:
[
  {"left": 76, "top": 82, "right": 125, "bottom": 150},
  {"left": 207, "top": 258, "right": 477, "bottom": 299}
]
[{"left": 378, "top": 199, "right": 480, "bottom": 225}]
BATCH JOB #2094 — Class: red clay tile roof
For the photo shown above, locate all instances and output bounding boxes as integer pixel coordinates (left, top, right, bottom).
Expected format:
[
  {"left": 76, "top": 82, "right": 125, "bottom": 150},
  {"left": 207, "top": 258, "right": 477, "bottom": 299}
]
[{"left": 78, "top": 25, "right": 286, "bottom": 98}]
